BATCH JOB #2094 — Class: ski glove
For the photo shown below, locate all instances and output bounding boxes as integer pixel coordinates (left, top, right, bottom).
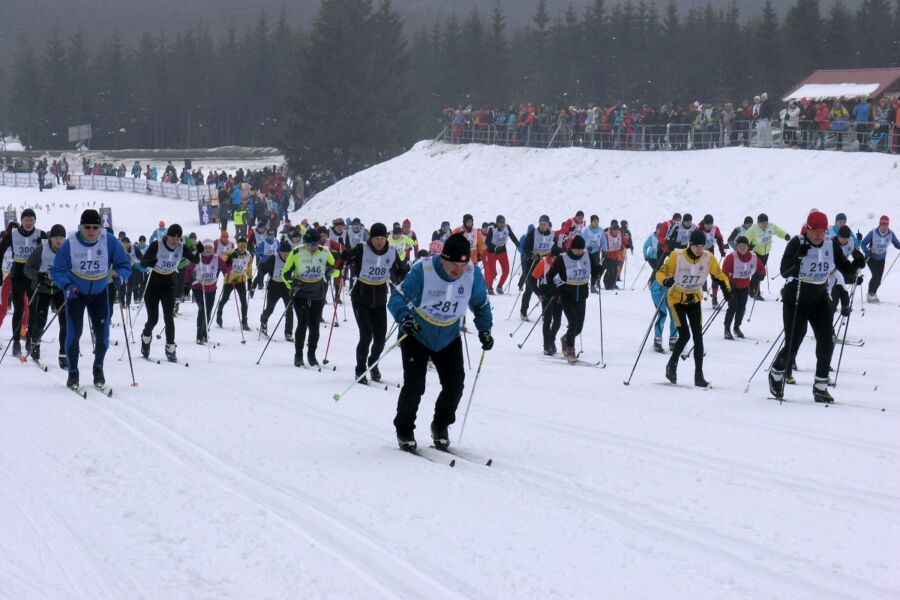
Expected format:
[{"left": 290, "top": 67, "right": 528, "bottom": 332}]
[
  {"left": 112, "top": 273, "right": 125, "bottom": 288},
  {"left": 783, "top": 234, "right": 790, "bottom": 241},
  {"left": 856, "top": 275, "right": 864, "bottom": 285},
  {"left": 65, "top": 286, "right": 78, "bottom": 300},
  {"left": 840, "top": 306, "right": 851, "bottom": 317},
  {"left": 662, "top": 277, "right": 675, "bottom": 288},
  {"left": 478, "top": 330, "right": 494, "bottom": 351},
  {"left": 720, "top": 286, "right": 734, "bottom": 303},
  {"left": 400, "top": 315, "right": 420, "bottom": 335}
]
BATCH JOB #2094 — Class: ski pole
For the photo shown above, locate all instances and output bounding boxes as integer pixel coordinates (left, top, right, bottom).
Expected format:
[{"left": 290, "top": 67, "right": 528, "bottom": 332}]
[
  {"left": 597, "top": 287, "right": 605, "bottom": 367},
  {"left": 743, "top": 328, "right": 784, "bottom": 393},
  {"left": 508, "top": 300, "right": 542, "bottom": 337},
  {"left": 517, "top": 298, "right": 555, "bottom": 349},
  {"left": 830, "top": 307, "right": 853, "bottom": 388},
  {"left": 623, "top": 292, "right": 668, "bottom": 386},
  {"left": 322, "top": 282, "right": 341, "bottom": 365},
  {"left": 881, "top": 250, "right": 900, "bottom": 285},
  {"left": 234, "top": 284, "right": 246, "bottom": 344},
  {"left": 746, "top": 292, "right": 758, "bottom": 322},
  {"left": 130, "top": 270, "right": 154, "bottom": 337},
  {"left": 457, "top": 349, "right": 486, "bottom": 445},
  {"left": 256, "top": 296, "right": 293, "bottom": 365},
  {"left": 780, "top": 278, "right": 804, "bottom": 393},
  {"left": 18, "top": 299, "right": 67, "bottom": 364},
  {"left": 119, "top": 300, "right": 138, "bottom": 386},
  {"left": 679, "top": 302, "right": 726, "bottom": 360},
  {"left": 462, "top": 316, "right": 472, "bottom": 370},
  {"left": 199, "top": 287, "right": 212, "bottom": 362},
  {"left": 0, "top": 337, "right": 12, "bottom": 367},
  {"left": 333, "top": 333, "right": 408, "bottom": 401},
  {"left": 629, "top": 261, "right": 647, "bottom": 290},
  {"left": 506, "top": 256, "right": 538, "bottom": 320},
  {"left": 505, "top": 248, "right": 521, "bottom": 294}
]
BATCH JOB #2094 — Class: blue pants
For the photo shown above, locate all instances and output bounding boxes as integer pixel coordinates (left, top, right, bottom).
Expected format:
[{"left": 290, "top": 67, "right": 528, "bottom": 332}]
[
  {"left": 651, "top": 281, "right": 677, "bottom": 339},
  {"left": 64, "top": 290, "right": 111, "bottom": 374}
]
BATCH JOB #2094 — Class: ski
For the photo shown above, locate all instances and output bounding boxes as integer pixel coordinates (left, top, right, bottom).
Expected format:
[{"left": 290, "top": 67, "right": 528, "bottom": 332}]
[
  {"left": 399, "top": 447, "right": 454, "bottom": 466},
  {"left": 807, "top": 336, "right": 864, "bottom": 347},
  {"left": 654, "top": 381, "right": 712, "bottom": 390},
  {"left": 431, "top": 446, "right": 493, "bottom": 467},
  {"left": 142, "top": 356, "right": 189, "bottom": 367},
  {"left": 93, "top": 384, "right": 114, "bottom": 397},
  {"left": 67, "top": 385, "right": 88, "bottom": 399},
  {"left": 541, "top": 356, "right": 604, "bottom": 369},
  {"left": 26, "top": 358, "right": 49, "bottom": 372},
  {"left": 767, "top": 396, "right": 885, "bottom": 411}
]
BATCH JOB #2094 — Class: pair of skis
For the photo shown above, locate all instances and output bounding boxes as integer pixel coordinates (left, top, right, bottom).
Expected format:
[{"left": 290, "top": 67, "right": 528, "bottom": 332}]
[{"left": 401, "top": 446, "right": 493, "bottom": 468}]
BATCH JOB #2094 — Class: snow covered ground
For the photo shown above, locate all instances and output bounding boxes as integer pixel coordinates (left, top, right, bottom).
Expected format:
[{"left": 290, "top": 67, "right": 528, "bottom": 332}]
[{"left": 2, "top": 144, "right": 899, "bottom": 599}]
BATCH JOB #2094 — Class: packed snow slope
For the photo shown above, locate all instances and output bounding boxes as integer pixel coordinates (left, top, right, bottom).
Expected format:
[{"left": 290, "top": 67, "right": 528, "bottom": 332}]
[{"left": 2, "top": 145, "right": 900, "bottom": 599}]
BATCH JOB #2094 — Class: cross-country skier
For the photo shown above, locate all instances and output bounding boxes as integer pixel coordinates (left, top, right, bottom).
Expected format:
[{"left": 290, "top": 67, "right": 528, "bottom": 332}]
[
  {"left": 829, "top": 226, "right": 863, "bottom": 319},
  {"left": 650, "top": 276, "right": 678, "bottom": 353},
  {"left": 768, "top": 210, "right": 864, "bottom": 402},
  {"left": 532, "top": 253, "right": 562, "bottom": 355},
  {"left": 520, "top": 215, "right": 556, "bottom": 319},
  {"left": 258, "top": 240, "right": 295, "bottom": 341},
  {"left": 388, "top": 233, "right": 493, "bottom": 451},
  {"left": 828, "top": 213, "right": 848, "bottom": 238},
  {"left": 700, "top": 215, "right": 727, "bottom": 306},
  {"left": 656, "top": 212, "right": 682, "bottom": 261},
  {"left": 283, "top": 229, "right": 335, "bottom": 367},
  {"left": 51, "top": 210, "right": 131, "bottom": 389},
  {"left": 431, "top": 221, "right": 451, "bottom": 244},
  {"left": 726, "top": 216, "right": 754, "bottom": 250},
  {"left": 400, "top": 219, "right": 419, "bottom": 256},
  {"left": 388, "top": 224, "right": 415, "bottom": 262},
  {"left": 721, "top": 236, "right": 766, "bottom": 339},
  {"left": 216, "top": 237, "right": 253, "bottom": 331},
  {"left": 601, "top": 221, "right": 626, "bottom": 290},
  {"left": 343, "top": 222, "right": 404, "bottom": 382},
  {"left": 665, "top": 212, "right": 697, "bottom": 253},
  {"left": 139, "top": 223, "right": 199, "bottom": 362},
  {"left": 656, "top": 229, "right": 733, "bottom": 386},
  {"left": 556, "top": 210, "right": 586, "bottom": 247},
  {"left": 0, "top": 209, "right": 46, "bottom": 356},
  {"left": 542, "top": 235, "right": 600, "bottom": 363},
  {"left": 452, "top": 214, "right": 485, "bottom": 264},
  {"left": 860, "top": 215, "right": 899, "bottom": 303},
  {"left": 643, "top": 223, "right": 662, "bottom": 286},
  {"left": 483, "top": 215, "right": 519, "bottom": 294},
  {"left": 184, "top": 239, "right": 230, "bottom": 344},
  {"left": 746, "top": 213, "right": 790, "bottom": 300},
  {"left": 24, "top": 224, "right": 68, "bottom": 366},
  {"left": 582, "top": 215, "right": 605, "bottom": 293}
]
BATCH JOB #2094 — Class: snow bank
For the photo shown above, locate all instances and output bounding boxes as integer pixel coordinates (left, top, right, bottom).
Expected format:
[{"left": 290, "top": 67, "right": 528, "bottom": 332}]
[{"left": 305, "top": 141, "right": 900, "bottom": 237}]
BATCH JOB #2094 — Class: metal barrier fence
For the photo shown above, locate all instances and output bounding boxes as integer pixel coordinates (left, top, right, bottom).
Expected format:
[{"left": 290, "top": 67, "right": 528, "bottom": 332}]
[
  {"left": 0, "top": 171, "right": 218, "bottom": 201},
  {"left": 439, "top": 120, "right": 899, "bottom": 153}
]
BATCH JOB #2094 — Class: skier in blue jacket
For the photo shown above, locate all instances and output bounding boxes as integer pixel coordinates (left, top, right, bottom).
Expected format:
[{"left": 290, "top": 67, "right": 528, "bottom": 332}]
[
  {"left": 52, "top": 209, "right": 131, "bottom": 390},
  {"left": 861, "top": 214, "right": 900, "bottom": 302},
  {"left": 388, "top": 233, "right": 493, "bottom": 451}
]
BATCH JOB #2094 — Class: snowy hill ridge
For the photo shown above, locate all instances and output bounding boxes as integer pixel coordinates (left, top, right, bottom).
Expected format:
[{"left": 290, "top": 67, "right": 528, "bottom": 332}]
[{"left": 306, "top": 141, "right": 900, "bottom": 234}]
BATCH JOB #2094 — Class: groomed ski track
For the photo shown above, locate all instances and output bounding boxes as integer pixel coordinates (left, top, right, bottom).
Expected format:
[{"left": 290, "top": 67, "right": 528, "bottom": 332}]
[{"left": 2, "top": 144, "right": 899, "bottom": 599}]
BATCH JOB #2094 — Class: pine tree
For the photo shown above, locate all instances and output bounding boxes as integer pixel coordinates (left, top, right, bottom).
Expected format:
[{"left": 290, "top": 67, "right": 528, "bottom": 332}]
[
  {"left": 93, "top": 34, "right": 130, "bottom": 149},
  {"left": 824, "top": 0, "right": 855, "bottom": 68},
  {"left": 9, "top": 42, "right": 42, "bottom": 148},
  {"left": 783, "top": 0, "right": 823, "bottom": 89},
  {"left": 39, "top": 32, "right": 69, "bottom": 148},
  {"left": 582, "top": 0, "right": 609, "bottom": 102},
  {"left": 750, "top": 0, "right": 782, "bottom": 98},
  {"left": 855, "top": 0, "right": 895, "bottom": 68}
]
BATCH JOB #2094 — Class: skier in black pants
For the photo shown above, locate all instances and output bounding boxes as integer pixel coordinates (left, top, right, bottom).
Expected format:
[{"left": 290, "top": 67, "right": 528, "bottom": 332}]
[
  {"left": 656, "top": 229, "right": 733, "bottom": 386},
  {"left": 283, "top": 229, "right": 334, "bottom": 367},
  {"left": 768, "top": 211, "right": 864, "bottom": 403},
  {"left": 519, "top": 215, "right": 556, "bottom": 320},
  {"left": 183, "top": 239, "right": 230, "bottom": 344},
  {"left": 343, "top": 222, "right": 404, "bottom": 382},
  {"left": 139, "top": 224, "right": 199, "bottom": 362},
  {"left": 0, "top": 209, "right": 46, "bottom": 356},
  {"left": 542, "top": 235, "right": 601, "bottom": 363},
  {"left": 24, "top": 224, "right": 68, "bottom": 366},
  {"left": 387, "top": 233, "right": 493, "bottom": 451},
  {"left": 259, "top": 240, "right": 295, "bottom": 341}
]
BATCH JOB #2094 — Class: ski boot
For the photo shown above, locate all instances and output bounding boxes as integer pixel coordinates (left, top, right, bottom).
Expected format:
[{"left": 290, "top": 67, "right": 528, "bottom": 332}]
[
  {"left": 196, "top": 331, "right": 205, "bottom": 345},
  {"left": 294, "top": 355, "right": 304, "bottom": 368},
  {"left": 216, "top": 312, "right": 223, "bottom": 327},
  {"left": 694, "top": 371, "right": 710, "bottom": 388},
  {"left": 487, "top": 287, "right": 494, "bottom": 296},
  {"left": 653, "top": 338, "right": 665, "bottom": 353},
  {"left": 140, "top": 334, "right": 152, "bottom": 358},
  {"left": 496, "top": 286, "right": 504, "bottom": 295},
  {"left": 12, "top": 339, "right": 21, "bottom": 357},
  {"left": 768, "top": 369, "right": 785, "bottom": 400},
  {"left": 520, "top": 311, "right": 529, "bottom": 322},
  {"left": 285, "top": 331, "right": 294, "bottom": 342},
  {"left": 31, "top": 341, "right": 41, "bottom": 361},
  {"left": 734, "top": 325, "right": 745, "bottom": 339},
  {"left": 543, "top": 344, "right": 556, "bottom": 356},
  {"left": 355, "top": 367, "right": 368, "bottom": 385},
  {"left": 397, "top": 430, "right": 417, "bottom": 451},
  {"left": 866, "top": 293, "right": 879, "bottom": 304},
  {"left": 93, "top": 366, "right": 105, "bottom": 387},
  {"left": 241, "top": 320, "right": 251, "bottom": 332},
  {"left": 665, "top": 359, "right": 678, "bottom": 384},
  {"left": 560, "top": 336, "right": 577, "bottom": 364},
  {"left": 165, "top": 343, "right": 177, "bottom": 363},
  {"left": 66, "top": 370, "right": 79, "bottom": 390},
  {"left": 58, "top": 354, "right": 68, "bottom": 370},
  {"left": 370, "top": 365, "right": 382, "bottom": 383},
  {"left": 813, "top": 377, "right": 834, "bottom": 403},
  {"left": 431, "top": 424, "right": 450, "bottom": 451},
  {"left": 711, "top": 296, "right": 719, "bottom": 308},
  {"left": 260, "top": 322, "right": 268, "bottom": 337},
  {"left": 307, "top": 352, "right": 319, "bottom": 368},
  {"left": 724, "top": 326, "right": 734, "bottom": 340}
]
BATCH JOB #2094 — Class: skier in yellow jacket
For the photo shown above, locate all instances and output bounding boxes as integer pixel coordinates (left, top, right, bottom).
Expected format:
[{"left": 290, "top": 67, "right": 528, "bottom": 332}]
[{"left": 216, "top": 236, "right": 254, "bottom": 331}]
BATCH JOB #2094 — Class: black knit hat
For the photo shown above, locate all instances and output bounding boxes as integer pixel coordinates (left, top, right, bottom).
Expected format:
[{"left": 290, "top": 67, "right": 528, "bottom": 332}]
[
  {"left": 166, "top": 224, "right": 183, "bottom": 238},
  {"left": 21, "top": 208, "right": 36, "bottom": 219},
  {"left": 837, "top": 225, "right": 853, "bottom": 239},
  {"left": 303, "top": 229, "right": 320, "bottom": 245},
  {"left": 689, "top": 229, "right": 707, "bottom": 246},
  {"left": 682, "top": 213, "right": 693, "bottom": 223},
  {"left": 440, "top": 233, "right": 471, "bottom": 263},
  {"left": 743, "top": 216, "right": 753, "bottom": 225},
  {"left": 278, "top": 240, "right": 292, "bottom": 253},
  {"left": 703, "top": 214, "right": 714, "bottom": 225},
  {"left": 80, "top": 209, "right": 101, "bottom": 226},
  {"left": 735, "top": 235, "right": 750, "bottom": 247},
  {"left": 463, "top": 213, "right": 474, "bottom": 224},
  {"left": 758, "top": 213, "right": 769, "bottom": 223},
  {"left": 49, "top": 224, "right": 66, "bottom": 238},
  {"left": 570, "top": 235, "right": 586, "bottom": 250},
  {"left": 370, "top": 222, "right": 387, "bottom": 237}
]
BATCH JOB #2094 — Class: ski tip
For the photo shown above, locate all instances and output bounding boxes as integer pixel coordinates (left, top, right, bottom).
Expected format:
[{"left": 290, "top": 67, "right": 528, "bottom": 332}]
[
  {"left": 485, "top": 459, "right": 493, "bottom": 467},
  {"left": 184, "top": 363, "right": 190, "bottom": 367},
  {"left": 448, "top": 459, "right": 456, "bottom": 467},
  {"left": 622, "top": 381, "right": 630, "bottom": 386},
  {"left": 41, "top": 366, "right": 48, "bottom": 372},
  {"left": 332, "top": 393, "right": 341, "bottom": 402}
]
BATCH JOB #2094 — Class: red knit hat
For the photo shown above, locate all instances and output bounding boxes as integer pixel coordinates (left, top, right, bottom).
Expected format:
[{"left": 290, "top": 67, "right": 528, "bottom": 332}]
[
  {"left": 806, "top": 210, "right": 828, "bottom": 232},
  {"left": 880, "top": 215, "right": 890, "bottom": 225}
]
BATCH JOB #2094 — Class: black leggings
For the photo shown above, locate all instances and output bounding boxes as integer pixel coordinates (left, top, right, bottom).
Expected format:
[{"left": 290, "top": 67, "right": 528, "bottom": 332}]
[
  {"left": 293, "top": 298, "right": 325, "bottom": 356},
  {"left": 724, "top": 287, "right": 749, "bottom": 328},
  {"left": 541, "top": 296, "right": 563, "bottom": 348},
  {"left": 260, "top": 280, "right": 294, "bottom": 334},
  {"left": 394, "top": 335, "right": 465, "bottom": 434},
  {"left": 560, "top": 297, "right": 586, "bottom": 347},
  {"left": 218, "top": 282, "right": 248, "bottom": 323},
  {"left": 10, "top": 272, "right": 30, "bottom": 341},
  {"left": 193, "top": 288, "right": 216, "bottom": 336},
  {"left": 867, "top": 257, "right": 885, "bottom": 295},
  {"left": 142, "top": 283, "right": 176, "bottom": 344},
  {"left": 669, "top": 301, "right": 704, "bottom": 374},
  {"left": 773, "top": 298, "right": 834, "bottom": 379},
  {"left": 352, "top": 299, "right": 387, "bottom": 372}
]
